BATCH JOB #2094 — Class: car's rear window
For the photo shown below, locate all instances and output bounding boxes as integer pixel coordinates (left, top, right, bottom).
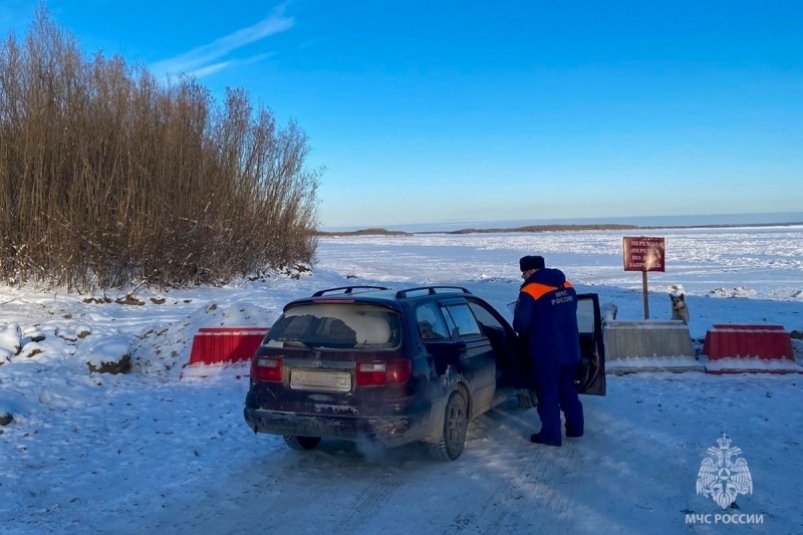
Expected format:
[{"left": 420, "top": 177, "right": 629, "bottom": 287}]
[{"left": 265, "top": 303, "right": 401, "bottom": 350}]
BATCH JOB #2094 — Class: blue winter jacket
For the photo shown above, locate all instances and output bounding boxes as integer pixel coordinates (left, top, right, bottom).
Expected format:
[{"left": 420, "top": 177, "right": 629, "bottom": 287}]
[{"left": 513, "top": 268, "right": 581, "bottom": 368}]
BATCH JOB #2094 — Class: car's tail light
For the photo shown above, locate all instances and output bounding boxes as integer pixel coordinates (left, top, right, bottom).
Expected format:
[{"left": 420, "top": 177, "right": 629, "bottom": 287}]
[
  {"left": 252, "top": 356, "right": 282, "bottom": 382},
  {"left": 355, "top": 360, "right": 411, "bottom": 387}
]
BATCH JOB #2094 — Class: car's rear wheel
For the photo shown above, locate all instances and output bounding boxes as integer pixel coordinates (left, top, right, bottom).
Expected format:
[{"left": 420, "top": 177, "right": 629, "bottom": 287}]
[
  {"left": 283, "top": 435, "right": 321, "bottom": 450},
  {"left": 517, "top": 388, "right": 538, "bottom": 409},
  {"left": 428, "top": 389, "right": 468, "bottom": 461}
]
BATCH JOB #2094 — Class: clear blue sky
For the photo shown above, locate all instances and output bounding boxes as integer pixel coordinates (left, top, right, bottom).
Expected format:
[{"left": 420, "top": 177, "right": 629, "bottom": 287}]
[{"left": 3, "top": 1, "right": 802, "bottom": 230}]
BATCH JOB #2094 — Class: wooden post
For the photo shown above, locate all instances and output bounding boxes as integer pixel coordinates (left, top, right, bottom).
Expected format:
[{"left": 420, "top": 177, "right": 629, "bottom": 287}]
[{"left": 642, "top": 270, "right": 650, "bottom": 319}]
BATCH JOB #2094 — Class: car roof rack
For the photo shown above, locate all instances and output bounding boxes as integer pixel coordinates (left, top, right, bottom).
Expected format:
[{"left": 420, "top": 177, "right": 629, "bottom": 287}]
[
  {"left": 395, "top": 286, "right": 472, "bottom": 299},
  {"left": 312, "top": 285, "right": 389, "bottom": 297}
]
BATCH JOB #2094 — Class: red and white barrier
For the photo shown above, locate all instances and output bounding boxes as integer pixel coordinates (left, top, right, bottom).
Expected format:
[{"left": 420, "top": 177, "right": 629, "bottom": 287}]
[
  {"left": 703, "top": 324, "right": 802, "bottom": 374},
  {"left": 182, "top": 327, "right": 269, "bottom": 380}
]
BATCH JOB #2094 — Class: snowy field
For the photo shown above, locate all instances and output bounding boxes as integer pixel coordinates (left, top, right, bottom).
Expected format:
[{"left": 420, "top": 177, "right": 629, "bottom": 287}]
[{"left": 1, "top": 225, "right": 802, "bottom": 534}]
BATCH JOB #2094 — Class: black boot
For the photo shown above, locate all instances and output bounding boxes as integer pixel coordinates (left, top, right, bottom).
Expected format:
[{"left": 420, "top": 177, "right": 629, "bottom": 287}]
[{"left": 530, "top": 432, "right": 561, "bottom": 447}]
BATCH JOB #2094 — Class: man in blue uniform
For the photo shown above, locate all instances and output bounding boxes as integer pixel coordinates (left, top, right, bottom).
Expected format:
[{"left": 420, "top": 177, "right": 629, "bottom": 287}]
[{"left": 513, "top": 255, "right": 584, "bottom": 446}]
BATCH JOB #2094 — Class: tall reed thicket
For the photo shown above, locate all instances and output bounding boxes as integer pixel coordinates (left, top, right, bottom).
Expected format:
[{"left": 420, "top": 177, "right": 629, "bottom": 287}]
[{"left": 0, "top": 10, "right": 318, "bottom": 289}]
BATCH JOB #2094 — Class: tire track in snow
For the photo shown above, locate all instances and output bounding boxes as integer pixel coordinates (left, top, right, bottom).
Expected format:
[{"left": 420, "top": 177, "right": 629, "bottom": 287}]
[
  {"left": 221, "top": 441, "right": 417, "bottom": 534},
  {"left": 329, "top": 472, "right": 401, "bottom": 535},
  {"left": 441, "top": 405, "right": 573, "bottom": 534}
]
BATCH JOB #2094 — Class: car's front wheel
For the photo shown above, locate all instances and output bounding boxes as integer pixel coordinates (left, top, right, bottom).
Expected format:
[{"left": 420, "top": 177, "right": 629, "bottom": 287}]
[
  {"left": 283, "top": 435, "right": 321, "bottom": 450},
  {"left": 428, "top": 389, "right": 468, "bottom": 461}
]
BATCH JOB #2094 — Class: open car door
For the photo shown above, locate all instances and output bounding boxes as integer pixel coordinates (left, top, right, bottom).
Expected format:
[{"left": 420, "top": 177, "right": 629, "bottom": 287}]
[
  {"left": 464, "top": 293, "right": 606, "bottom": 396},
  {"left": 575, "top": 293, "right": 606, "bottom": 395}
]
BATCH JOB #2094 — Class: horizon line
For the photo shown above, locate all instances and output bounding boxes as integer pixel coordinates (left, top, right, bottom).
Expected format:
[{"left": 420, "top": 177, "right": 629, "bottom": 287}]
[{"left": 319, "top": 211, "right": 803, "bottom": 234}]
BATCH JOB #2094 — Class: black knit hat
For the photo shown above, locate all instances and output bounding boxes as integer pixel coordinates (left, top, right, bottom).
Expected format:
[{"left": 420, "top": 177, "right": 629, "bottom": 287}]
[{"left": 519, "top": 255, "right": 545, "bottom": 272}]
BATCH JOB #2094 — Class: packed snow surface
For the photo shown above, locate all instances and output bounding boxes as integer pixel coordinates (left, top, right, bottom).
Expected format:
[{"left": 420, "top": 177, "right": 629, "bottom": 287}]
[{"left": 1, "top": 225, "right": 802, "bottom": 534}]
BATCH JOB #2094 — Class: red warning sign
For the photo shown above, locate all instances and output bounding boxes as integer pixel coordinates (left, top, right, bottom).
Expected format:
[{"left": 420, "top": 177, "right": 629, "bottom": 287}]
[{"left": 623, "top": 236, "right": 665, "bottom": 272}]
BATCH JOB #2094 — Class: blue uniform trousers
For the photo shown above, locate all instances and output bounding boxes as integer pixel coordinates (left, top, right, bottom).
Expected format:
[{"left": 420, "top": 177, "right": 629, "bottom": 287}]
[{"left": 533, "top": 361, "right": 584, "bottom": 444}]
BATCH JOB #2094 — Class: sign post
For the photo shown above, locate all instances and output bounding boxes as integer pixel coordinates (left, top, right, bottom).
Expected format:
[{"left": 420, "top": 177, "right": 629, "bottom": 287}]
[{"left": 623, "top": 236, "right": 666, "bottom": 319}]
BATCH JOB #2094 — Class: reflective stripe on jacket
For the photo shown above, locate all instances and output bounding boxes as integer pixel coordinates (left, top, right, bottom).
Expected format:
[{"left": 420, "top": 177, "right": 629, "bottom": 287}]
[{"left": 513, "top": 268, "right": 580, "bottom": 369}]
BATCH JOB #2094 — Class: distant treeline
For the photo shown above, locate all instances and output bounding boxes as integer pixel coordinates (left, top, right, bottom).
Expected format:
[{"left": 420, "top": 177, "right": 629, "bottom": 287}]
[
  {"left": 320, "top": 220, "right": 803, "bottom": 237},
  {"left": 441, "top": 224, "right": 638, "bottom": 234},
  {"left": 318, "top": 228, "right": 411, "bottom": 237},
  {"left": 319, "top": 224, "right": 639, "bottom": 236},
  {"left": 0, "top": 9, "right": 318, "bottom": 289}
]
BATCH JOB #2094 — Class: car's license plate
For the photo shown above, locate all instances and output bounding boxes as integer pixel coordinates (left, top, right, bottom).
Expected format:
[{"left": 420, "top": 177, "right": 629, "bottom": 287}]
[{"left": 290, "top": 369, "right": 352, "bottom": 392}]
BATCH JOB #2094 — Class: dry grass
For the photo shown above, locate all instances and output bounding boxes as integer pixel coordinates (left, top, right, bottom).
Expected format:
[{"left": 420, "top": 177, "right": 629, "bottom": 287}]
[{"left": 0, "top": 9, "right": 318, "bottom": 290}]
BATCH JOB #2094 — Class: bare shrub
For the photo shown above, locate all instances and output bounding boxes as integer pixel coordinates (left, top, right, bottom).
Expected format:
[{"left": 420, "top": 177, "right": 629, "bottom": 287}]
[{"left": 0, "top": 8, "right": 318, "bottom": 289}]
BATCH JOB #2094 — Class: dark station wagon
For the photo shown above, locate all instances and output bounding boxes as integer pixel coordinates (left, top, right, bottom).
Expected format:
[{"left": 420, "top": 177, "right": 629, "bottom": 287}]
[{"left": 243, "top": 285, "right": 606, "bottom": 461}]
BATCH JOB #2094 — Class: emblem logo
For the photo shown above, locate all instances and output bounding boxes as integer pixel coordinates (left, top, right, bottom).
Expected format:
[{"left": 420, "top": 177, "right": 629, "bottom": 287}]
[
  {"left": 696, "top": 433, "right": 753, "bottom": 509},
  {"left": 311, "top": 351, "right": 323, "bottom": 368}
]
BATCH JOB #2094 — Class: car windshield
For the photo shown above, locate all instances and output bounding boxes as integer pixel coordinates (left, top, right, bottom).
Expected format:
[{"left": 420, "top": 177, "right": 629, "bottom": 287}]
[{"left": 265, "top": 303, "right": 401, "bottom": 350}]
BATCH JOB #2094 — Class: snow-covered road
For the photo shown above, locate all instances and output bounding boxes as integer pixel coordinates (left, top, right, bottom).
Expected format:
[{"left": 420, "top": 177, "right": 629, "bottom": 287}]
[
  {"left": 5, "top": 373, "right": 800, "bottom": 534},
  {"left": 2, "top": 226, "right": 802, "bottom": 534}
]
